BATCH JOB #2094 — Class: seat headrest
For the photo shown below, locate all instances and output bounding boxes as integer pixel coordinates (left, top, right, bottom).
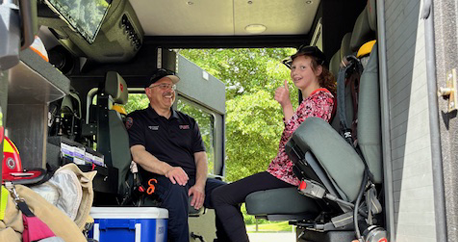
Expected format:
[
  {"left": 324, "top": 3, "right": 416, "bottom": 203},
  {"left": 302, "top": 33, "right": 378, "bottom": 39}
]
[
  {"left": 340, "top": 33, "right": 353, "bottom": 59},
  {"left": 350, "top": 7, "right": 375, "bottom": 52},
  {"left": 61, "top": 90, "right": 82, "bottom": 118},
  {"left": 329, "top": 49, "right": 341, "bottom": 78},
  {"left": 105, "top": 71, "right": 128, "bottom": 105},
  {"left": 60, "top": 96, "right": 74, "bottom": 114},
  {"left": 367, "top": 0, "right": 377, "bottom": 32}
]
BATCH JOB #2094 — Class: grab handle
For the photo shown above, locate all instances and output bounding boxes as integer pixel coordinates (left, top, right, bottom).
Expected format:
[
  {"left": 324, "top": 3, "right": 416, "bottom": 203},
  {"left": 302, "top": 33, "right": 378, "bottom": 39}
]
[{"left": 19, "top": 0, "right": 37, "bottom": 50}]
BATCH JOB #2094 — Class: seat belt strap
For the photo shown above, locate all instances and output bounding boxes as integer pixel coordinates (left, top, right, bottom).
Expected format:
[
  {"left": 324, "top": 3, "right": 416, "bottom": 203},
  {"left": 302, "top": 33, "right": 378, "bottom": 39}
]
[
  {"left": 337, "top": 55, "right": 365, "bottom": 146},
  {"left": 337, "top": 65, "right": 353, "bottom": 145},
  {"left": 355, "top": 144, "right": 376, "bottom": 183},
  {"left": 337, "top": 57, "right": 376, "bottom": 185}
]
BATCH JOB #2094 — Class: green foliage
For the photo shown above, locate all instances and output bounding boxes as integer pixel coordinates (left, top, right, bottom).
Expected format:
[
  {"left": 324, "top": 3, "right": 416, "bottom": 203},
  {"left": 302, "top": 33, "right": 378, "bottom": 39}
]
[
  {"left": 124, "top": 94, "right": 149, "bottom": 113},
  {"left": 55, "top": 0, "right": 109, "bottom": 39},
  {"left": 225, "top": 90, "right": 284, "bottom": 181},
  {"left": 242, "top": 204, "right": 256, "bottom": 225},
  {"left": 243, "top": 204, "right": 293, "bottom": 233}
]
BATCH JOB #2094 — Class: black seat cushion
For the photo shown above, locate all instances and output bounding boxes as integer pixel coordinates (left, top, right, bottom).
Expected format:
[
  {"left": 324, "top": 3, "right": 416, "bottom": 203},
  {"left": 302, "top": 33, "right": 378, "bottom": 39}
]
[{"left": 245, "top": 187, "right": 319, "bottom": 215}]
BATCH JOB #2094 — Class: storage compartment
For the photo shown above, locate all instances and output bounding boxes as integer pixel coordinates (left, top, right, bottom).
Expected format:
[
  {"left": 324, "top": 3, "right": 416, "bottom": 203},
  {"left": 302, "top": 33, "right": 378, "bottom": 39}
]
[
  {"left": 6, "top": 48, "right": 70, "bottom": 169},
  {"left": 89, "top": 207, "right": 168, "bottom": 242},
  {"left": 47, "top": 136, "right": 119, "bottom": 194},
  {"left": 48, "top": 136, "right": 105, "bottom": 167}
]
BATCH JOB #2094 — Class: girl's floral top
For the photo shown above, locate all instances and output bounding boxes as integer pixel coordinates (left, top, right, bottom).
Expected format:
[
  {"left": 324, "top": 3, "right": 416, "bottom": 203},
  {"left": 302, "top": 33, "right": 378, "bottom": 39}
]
[{"left": 267, "top": 88, "right": 335, "bottom": 186}]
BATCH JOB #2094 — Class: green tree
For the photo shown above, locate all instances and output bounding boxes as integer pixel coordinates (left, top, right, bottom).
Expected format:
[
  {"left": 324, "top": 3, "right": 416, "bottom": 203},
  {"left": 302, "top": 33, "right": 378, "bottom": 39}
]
[
  {"left": 225, "top": 90, "right": 285, "bottom": 181},
  {"left": 124, "top": 93, "right": 149, "bottom": 112}
]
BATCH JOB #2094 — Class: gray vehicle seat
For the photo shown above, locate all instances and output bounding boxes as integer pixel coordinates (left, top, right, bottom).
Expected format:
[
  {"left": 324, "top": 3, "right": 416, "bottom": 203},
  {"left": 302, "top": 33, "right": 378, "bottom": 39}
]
[
  {"left": 286, "top": 10, "right": 380, "bottom": 224},
  {"left": 340, "top": 32, "right": 353, "bottom": 59},
  {"left": 245, "top": 0, "right": 380, "bottom": 228},
  {"left": 246, "top": 187, "right": 320, "bottom": 221},
  {"left": 96, "top": 71, "right": 131, "bottom": 194},
  {"left": 60, "top": 90, "right": 82, "bottom": 138},
  {"left": 329, "top": 49, "right": 341, "bottom": 78},
  {"left": 48, "top": 88, "right": 82, "bottom": 139},
  {"left": 47, "top": 88, "right": 84, "bottom": 169}
]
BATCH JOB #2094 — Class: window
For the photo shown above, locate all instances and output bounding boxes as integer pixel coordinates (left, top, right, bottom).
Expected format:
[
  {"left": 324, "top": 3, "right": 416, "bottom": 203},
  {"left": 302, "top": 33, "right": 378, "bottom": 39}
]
[{"left": 177, "top": 97, "right": 216, "bottom": 174}]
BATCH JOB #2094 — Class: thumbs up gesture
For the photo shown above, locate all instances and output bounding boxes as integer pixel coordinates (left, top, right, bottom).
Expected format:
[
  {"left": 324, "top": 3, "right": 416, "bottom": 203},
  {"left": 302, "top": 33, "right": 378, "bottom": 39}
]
[{"left": 274, "top": 80, "right": 291, "bottom": 107}]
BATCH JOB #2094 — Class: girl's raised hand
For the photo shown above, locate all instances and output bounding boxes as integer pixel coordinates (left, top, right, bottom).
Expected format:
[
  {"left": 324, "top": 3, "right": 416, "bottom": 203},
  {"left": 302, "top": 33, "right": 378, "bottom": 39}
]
[{"left": 274, "top": 79, "right": 291, "bottom": 107}]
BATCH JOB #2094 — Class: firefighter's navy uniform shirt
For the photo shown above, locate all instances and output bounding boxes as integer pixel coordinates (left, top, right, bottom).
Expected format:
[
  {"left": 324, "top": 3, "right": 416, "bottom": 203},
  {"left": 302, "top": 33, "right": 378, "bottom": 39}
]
[{"left": 126, "top": 106, "right": 206, "bottom": 180}]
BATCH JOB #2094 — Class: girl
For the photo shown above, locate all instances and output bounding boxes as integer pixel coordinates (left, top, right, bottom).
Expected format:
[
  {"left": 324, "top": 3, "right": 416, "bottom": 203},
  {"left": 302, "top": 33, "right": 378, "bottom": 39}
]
[{"left": 211, "top": 46, "right": 336, "bottom": 242}]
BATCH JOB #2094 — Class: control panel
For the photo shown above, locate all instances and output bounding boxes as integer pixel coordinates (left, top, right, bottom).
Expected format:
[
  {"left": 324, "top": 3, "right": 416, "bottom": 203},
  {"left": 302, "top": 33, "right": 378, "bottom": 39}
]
[{"left": 121, "top": 14, "right": 141, "bottom": 51}]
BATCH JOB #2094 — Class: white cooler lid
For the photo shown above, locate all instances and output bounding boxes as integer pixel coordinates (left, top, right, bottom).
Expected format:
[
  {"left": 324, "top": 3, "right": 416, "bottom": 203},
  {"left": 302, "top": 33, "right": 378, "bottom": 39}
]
[{"left": 90, "top": 207, "right": 169, "bottom": 219}]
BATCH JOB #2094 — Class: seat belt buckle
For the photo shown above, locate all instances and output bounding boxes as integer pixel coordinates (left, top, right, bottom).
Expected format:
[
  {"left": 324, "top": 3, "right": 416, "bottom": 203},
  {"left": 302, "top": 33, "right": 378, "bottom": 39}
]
[
  {"left": 298, "top": 179, "right": 325, "bottom": 199},
  {"left": 342, "top": 129, "right": 352, "bottom": 139},
  {"left": 342, "top": 128, "right": 354, "bottom": 145}
]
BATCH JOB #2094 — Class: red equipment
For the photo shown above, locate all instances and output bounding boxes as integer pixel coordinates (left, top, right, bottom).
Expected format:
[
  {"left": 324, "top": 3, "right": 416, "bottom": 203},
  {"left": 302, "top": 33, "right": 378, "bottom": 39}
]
[{"left": 2, "top": 136, "right": 45, "bottom": 184}]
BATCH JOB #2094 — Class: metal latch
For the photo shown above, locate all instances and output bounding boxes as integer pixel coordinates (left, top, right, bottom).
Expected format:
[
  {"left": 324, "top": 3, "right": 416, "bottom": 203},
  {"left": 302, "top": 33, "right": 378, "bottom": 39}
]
[{"left": 438, "top": 68, "right": 458, "bottom": 112}]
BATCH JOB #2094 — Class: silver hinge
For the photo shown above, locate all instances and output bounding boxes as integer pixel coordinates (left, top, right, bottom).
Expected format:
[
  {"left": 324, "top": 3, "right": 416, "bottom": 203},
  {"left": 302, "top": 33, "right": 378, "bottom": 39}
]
[{"left": 438, "top": 68, "right": 457, "bottom": 112}]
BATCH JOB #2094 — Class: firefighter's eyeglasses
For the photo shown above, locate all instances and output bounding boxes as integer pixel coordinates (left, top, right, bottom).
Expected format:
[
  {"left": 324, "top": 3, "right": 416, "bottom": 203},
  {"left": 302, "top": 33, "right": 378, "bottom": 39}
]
[{"left": 148, "top": 83, "right": 177, "bottom": 90}]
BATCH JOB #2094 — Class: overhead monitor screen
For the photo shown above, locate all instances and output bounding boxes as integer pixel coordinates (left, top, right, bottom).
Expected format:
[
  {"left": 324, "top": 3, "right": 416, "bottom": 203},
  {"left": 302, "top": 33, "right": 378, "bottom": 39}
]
[{"left": 45, "top": 0, "right": 112, "bottom": 44}]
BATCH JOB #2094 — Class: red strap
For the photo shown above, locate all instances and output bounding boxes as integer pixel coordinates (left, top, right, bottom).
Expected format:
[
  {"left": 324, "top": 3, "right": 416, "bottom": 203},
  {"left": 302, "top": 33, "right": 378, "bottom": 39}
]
[{"left": 310, "top": 88, "right": 330, "bottom": 96}]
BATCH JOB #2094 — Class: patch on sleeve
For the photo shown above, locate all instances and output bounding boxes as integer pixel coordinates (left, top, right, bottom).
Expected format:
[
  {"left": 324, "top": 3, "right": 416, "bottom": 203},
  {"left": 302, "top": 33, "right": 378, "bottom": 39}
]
[{"left": 125, "top": 117, "right": 133, "bottom": 129}]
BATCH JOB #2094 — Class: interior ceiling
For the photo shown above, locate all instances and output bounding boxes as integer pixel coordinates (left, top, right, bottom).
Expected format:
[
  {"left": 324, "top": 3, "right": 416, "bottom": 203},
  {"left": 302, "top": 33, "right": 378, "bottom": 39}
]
[{"left": 130, "top": 0, "right": 320, "bottom": 36}]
